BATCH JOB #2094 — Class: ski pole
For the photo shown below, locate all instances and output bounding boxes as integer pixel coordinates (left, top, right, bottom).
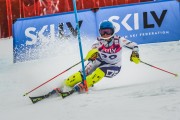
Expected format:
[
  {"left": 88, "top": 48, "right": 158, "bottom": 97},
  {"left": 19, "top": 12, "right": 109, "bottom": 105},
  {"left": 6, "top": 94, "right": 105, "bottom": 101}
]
[
  {"left": 23, "top": 60, "right": 84, "bottom": 96},
  {"left": 140, "top": 60, "right": 178, "bottom": 77}
]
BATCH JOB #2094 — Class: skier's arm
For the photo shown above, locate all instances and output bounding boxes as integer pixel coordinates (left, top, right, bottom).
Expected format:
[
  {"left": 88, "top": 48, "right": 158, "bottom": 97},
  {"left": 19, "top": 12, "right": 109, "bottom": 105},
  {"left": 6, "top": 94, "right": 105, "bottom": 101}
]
[
  {"left": 85, "top": 49, "right": 98, "bottom": 61},
  {"left": 120, "top": 37, "right": 138, "bottom": 51},
  {"left": 84, "top": 39, "right": 101, "bottom": 61},
  {"left": 91, "top": 41, "right": 100, "bottom": 49},
  {"left": 120, "top": 37, "right": 140, "bottom": 64}
]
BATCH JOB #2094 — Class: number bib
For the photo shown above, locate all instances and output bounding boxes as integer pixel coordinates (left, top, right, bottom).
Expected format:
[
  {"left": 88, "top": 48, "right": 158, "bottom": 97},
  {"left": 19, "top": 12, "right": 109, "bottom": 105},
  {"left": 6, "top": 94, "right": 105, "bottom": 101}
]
[{"left": 98, "top": 37, "right": 122, "bottom": 64}]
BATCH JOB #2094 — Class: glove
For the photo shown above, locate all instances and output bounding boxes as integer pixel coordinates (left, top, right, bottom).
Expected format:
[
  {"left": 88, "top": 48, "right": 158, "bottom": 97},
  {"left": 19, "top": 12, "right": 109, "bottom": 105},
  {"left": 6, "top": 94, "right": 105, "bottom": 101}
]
[
  {"left": 130, "top": 51, "right": 140, "bottom": 64},
  {"left": 85, "top": 49, "right": 98, "bottom": 61}
]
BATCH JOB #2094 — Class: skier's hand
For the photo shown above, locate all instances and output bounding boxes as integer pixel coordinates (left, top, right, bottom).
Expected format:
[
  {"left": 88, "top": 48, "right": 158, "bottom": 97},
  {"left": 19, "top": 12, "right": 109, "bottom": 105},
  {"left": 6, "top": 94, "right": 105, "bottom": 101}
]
[
  {"left": 130, "top": 51, "right": 140, "bottom": 64},
  {"left": 85, "top": 49, "right": 98, "bottom": 61}
]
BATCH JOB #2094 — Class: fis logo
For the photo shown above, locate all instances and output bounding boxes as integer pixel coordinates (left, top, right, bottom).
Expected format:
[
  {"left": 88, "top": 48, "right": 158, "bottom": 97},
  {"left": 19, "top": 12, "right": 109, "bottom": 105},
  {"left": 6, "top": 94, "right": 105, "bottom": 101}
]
[{"left": 109, "top": 10, "right": 167, "bottom": 33}]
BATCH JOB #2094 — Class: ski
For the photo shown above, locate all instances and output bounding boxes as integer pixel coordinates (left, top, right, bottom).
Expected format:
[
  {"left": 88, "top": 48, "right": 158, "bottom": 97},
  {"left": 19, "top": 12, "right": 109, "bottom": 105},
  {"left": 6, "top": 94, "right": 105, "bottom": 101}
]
[
  {"left": 61, "top": 90, "right": 75, "bottom": 98},
  {"left": 29, "top": 95, "right": 46, "bottom": 104},
  {"left": 29, "top": 90, "right": 54, "bottom": 104},
  {"left": 29, "top": 89, "right": 75, "bottom": 104}
]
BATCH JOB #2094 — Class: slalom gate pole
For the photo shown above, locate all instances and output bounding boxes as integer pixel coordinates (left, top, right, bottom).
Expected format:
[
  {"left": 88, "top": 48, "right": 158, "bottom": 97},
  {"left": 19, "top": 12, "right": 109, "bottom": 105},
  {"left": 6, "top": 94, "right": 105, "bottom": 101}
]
[
  {"left": 23, "top": 60, "right": 83, "bottom": 96},
  {"left": 72, "top": 0, "right": 88, "bottom": 92},
  {"left": 140, "top": 60, "right": 178, "bottom": 77}
]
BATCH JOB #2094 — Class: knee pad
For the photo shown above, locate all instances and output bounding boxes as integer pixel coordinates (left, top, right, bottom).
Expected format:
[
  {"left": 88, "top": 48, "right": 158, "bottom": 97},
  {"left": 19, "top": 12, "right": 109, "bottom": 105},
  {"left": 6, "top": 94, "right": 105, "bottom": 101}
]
[
  {"left": 64, "top": 72, "right": 82, "bottom": 87},
  {"left": 86, "top": 68, "right": 105, "bottom": 87}
]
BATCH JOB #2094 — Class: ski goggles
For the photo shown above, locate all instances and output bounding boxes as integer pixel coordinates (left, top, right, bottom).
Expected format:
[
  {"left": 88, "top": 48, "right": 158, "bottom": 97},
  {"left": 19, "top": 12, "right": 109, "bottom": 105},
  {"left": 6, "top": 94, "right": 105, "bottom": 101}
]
[{"left": 99, "top": 28, "right": 113, "bottom": 36}]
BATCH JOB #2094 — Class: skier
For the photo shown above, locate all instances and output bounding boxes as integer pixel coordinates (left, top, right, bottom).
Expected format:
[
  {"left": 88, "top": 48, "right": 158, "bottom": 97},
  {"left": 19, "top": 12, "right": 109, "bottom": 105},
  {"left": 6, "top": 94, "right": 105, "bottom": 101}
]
[{"left": 29, "top": 20, "right": 140, "bottom": 103}]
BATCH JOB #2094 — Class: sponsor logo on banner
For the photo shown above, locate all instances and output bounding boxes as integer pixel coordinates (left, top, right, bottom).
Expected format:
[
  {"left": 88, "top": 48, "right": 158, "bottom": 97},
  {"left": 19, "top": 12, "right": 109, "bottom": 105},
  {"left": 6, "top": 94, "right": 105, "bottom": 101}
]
[
  {"left": 25, "top": 21, "right": 83, "bottom": 45},
  {"left": 108, "top": 10, "right": 168, "bottom": 39}
]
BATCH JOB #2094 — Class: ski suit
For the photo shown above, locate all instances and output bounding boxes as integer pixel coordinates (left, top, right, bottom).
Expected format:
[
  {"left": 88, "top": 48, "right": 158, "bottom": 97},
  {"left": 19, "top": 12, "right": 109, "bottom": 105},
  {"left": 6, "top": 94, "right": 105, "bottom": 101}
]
[
  {"left": 83, "top": 35, "right": 138, "bottom": 78},
  {"left": 64, "top": 35, "right": 139, "bottom": 88}
]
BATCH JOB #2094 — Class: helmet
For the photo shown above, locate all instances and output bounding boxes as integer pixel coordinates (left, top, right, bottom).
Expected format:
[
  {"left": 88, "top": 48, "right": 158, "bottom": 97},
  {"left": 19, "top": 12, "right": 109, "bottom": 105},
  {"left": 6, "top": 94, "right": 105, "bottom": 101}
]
[
  {"left": 99, "top": 20, "right": 115, "bottom": 39},
  {"left": 99, "top": 20, "right": 114, "bottom": 30}
]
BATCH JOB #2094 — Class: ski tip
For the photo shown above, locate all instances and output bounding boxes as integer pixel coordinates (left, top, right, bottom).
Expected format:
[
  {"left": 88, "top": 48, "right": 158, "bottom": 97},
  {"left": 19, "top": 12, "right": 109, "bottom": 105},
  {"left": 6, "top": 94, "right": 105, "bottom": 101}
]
[
  {"left": 23, "top": 93, "right": 28, "bottom": 96},
  {"left": 29, "top": 97, "right": 35, "bottom": 104},
  {"left": 29, "top": 96, "right": 45, "bottom": 104}
]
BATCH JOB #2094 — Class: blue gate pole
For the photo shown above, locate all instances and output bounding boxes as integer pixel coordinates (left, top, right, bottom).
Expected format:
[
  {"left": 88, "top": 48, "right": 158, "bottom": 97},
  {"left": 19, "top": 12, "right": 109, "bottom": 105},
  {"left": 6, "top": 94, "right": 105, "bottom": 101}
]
[{"left": 72, "top": 0, "right": 88, "bottom": 92}]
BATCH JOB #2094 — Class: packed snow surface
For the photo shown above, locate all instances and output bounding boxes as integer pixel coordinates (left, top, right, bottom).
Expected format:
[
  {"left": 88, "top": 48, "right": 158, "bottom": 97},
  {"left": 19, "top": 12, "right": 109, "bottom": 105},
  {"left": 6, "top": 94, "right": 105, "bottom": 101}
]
[{"left": 0, "top": 38, "right": 180, "bottom": 120}]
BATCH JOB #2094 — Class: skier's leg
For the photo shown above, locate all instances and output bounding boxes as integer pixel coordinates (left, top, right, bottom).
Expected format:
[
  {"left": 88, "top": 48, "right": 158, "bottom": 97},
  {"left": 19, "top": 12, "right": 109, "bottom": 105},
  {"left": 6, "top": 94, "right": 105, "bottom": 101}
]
[
  {"left": 63, "top": 60, "right": 101, "bottom": 88},
  {"left": 73, "top": 67, "right": 105, "bottom": 92},
  {"left": 44, "top": 88, "right": 62, "bottom": 98},
  {"left": 86, "top": 67, "right": 105, "bottom": 87},
  {"left": 85, "top": 64, "right": 121, "bottom": 87},
  {"left": 99, "top": 65, "right": 121, "bottom": 78},
  {"left": 73, "top": 65, "right": 121, "bottom": 92},
  {"left": 64, "top": 71, "right": 83, "bottom": 87}
]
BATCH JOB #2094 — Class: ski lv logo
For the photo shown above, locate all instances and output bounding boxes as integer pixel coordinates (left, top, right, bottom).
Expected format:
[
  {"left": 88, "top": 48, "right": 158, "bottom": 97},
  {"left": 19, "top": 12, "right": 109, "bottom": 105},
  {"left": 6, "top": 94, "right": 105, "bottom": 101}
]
[
  {"left": 25, "top": 20, "right": 83, "bottom": 46},
  {"left": 109, "top": 9, "right": 167, "bottom": 32}
]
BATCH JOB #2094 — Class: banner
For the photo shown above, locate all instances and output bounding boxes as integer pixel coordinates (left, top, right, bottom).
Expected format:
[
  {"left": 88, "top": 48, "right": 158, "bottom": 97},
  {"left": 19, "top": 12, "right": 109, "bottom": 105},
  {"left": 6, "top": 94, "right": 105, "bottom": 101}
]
[
  {"left": 13, "top": 10, "right": 97, "bottom": 62},
  {"left": 13, "top": 0, "right": 180, "bottom": 62},
  {"left": 96, "top": 0, "right": 180, "bottom": 44}
]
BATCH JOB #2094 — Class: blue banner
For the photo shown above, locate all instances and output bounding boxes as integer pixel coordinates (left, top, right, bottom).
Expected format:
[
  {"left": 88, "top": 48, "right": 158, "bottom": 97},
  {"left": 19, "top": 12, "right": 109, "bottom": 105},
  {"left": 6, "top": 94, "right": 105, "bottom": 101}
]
[
  {"left": 96, "top": 0, "right": 180, "bottom": 44},
  {"left": 13, "top": 10, "right": 97, "bottom": 62},
  {"left": 13, "top": 0, "right": 180, "bottom": 63}
]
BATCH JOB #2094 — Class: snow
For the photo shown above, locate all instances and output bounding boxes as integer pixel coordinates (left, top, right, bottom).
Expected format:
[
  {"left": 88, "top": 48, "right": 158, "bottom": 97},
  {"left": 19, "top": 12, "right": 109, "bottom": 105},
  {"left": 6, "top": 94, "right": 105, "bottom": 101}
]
[{"left": 0, "top": 38, "right": 180, "bottom": 120}]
